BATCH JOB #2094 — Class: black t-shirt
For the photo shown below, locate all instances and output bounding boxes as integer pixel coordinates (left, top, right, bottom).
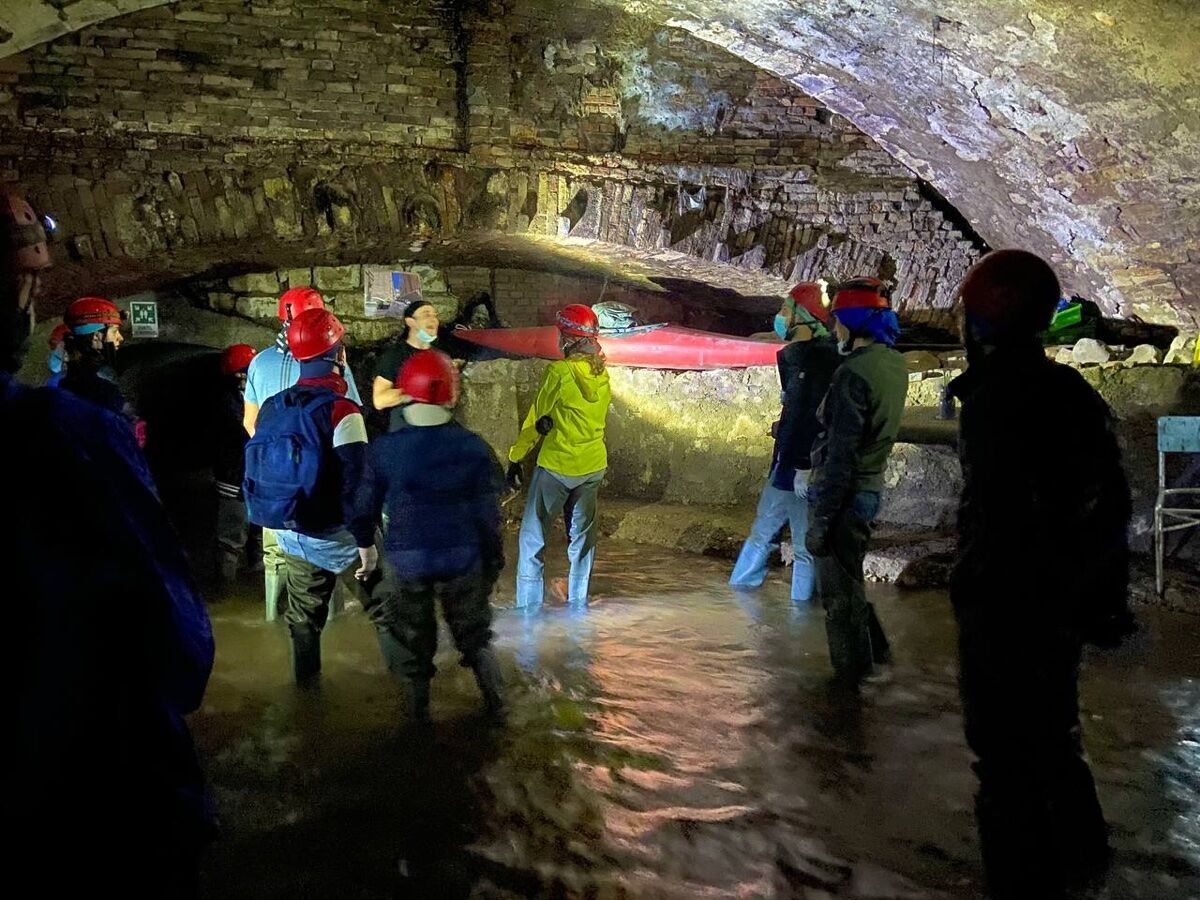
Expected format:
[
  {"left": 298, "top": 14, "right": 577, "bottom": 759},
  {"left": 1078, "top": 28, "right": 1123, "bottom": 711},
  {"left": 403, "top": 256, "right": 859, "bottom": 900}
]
[{"left": 374, "top": 341, "right": 419, "bottom": 431}]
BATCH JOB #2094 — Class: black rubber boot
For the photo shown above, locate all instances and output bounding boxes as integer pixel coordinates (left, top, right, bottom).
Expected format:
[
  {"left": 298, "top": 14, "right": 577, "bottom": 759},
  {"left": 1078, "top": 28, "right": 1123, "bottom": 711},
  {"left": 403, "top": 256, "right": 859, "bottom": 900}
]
[
  {"left": 375, "top": 628, "right": 430, "bottom": 724},
  {"left": 471, "top": 646, "right": 505, "bottom": 719},
  {"left": 407, "top": 680, "right": 431, "bottom": 725},
  {"left": 289, "top": 625, "right": 322, "bottom": 686}
]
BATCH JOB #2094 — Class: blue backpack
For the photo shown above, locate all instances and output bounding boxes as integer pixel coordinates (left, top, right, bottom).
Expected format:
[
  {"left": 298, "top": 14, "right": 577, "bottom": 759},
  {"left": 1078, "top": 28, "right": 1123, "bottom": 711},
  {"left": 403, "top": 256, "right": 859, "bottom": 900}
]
[{"left": 243, "top": 386, "right": 338, "bottom": 532}]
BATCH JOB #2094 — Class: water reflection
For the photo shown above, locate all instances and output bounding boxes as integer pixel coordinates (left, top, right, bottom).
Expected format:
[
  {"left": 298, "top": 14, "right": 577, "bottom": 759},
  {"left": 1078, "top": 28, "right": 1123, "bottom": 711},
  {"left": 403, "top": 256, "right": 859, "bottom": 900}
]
[{"left": 195, "top": 539, "right": 1200, "bottom": 899}]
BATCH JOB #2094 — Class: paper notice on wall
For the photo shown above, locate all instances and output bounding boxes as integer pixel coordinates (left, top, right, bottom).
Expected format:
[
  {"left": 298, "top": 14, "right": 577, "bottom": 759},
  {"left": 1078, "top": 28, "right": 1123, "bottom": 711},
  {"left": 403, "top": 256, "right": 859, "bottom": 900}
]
[{"left": 363, "top": 267, "right": 423, "bottom": 318}]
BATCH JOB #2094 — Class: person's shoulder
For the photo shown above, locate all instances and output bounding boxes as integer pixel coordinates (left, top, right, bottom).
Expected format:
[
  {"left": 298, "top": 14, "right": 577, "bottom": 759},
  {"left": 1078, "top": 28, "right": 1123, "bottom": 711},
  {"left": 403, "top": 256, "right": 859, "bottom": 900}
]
[
  {"left": 247, "top": 345, "right": 281, "bottom": 377},
  {"left": 5, "top": 378, "right": 148, "bottom": 475},
  {"left": 248, "top": 345, "right": 279, "bottom": 368},
  {"left": 330, "top": 395, "right": 363, "bottom": 421}
]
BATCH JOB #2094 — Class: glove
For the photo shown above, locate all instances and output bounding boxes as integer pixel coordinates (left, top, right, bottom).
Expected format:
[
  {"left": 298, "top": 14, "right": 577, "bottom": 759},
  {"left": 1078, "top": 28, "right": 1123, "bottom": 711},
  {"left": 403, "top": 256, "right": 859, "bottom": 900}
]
[
  {"left": 505, "top": 462, "right": 524, "bottom": 490},
  {"left": 535, "top": 415, "right": 554, "bottom": 436},
  {"left": 805, "top": 520, "right": 831, "bottom": 557}
]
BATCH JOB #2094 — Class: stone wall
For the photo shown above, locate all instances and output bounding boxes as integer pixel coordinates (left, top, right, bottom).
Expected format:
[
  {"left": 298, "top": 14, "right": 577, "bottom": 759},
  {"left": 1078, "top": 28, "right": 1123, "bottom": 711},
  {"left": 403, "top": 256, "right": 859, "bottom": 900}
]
[
  {"left": 458, "top": 355, "right": 1200, "bottom": 552},
  {"left": 189, "top": 260, "right": 696, "bottom": 338},
  {"left": 0, "top": 0, "right": 981, "bottom": 315}
]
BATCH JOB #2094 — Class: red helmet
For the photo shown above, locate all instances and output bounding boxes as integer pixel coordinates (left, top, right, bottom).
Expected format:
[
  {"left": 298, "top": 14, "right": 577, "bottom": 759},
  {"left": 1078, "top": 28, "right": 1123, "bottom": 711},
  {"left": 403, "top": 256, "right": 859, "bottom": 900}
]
[
  {"left": 286, "top": 307, "right": 345, "bottom": 361},
  {"left": 1, "top": 186, "right": 51, "bottom": 272},
  {"left": 277, "top": 286, "right": 324, "bottom": 322},
  {"left": 220, "top": 343, "right": 256, "bottom": 375},
  {"left": 47, "top": 322, "right": 70, "bottom": 348},
  {"left": 556, "top": 303, "right": 599, "bottom": 338},
  {"left": 788, "top": 282, "right": 830, "bottom": 324},
  {"left": 959, "top": 249, "right": 1061, "bottom": 338},
  {"left": 64, "top": 296, "right": 122, "bottom": 335},
  {"left": 830, "top": 277, "right": 890, "bottom": 312},
  {"left": 397, "top": 349, "right": 460, "bottom": 406}
]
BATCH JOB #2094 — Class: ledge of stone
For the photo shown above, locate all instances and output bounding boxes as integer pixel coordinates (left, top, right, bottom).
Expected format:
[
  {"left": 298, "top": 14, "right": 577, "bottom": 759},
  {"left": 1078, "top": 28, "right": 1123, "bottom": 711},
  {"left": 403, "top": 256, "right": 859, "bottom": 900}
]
[{"left": 591, "top": 498, "right": 955, "bottom": 586}]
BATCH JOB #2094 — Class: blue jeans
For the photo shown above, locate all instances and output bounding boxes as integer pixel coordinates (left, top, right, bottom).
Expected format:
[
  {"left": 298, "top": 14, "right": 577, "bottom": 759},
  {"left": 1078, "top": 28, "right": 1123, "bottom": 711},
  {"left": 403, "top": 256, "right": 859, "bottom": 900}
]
[
  {"left": 516, "top": 467, "right": 605, "bottom": 607},
  {"left": 729, "top": 470, "right": 814, "bottom": 602}
]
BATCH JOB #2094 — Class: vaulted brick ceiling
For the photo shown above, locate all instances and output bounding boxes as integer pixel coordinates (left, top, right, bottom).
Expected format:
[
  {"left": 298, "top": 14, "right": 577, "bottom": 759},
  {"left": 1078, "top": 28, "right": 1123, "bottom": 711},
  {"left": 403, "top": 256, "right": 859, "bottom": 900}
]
[{"left": 2, "top": 0, "right": 1197, "bottom": 326}]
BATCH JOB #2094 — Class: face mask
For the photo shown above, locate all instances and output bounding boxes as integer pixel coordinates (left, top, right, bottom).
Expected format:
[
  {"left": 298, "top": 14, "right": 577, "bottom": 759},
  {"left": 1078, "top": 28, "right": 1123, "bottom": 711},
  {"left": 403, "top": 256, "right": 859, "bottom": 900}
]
[
  {"left": 48, "top": 345, "right": 65, "bottom": 373},
  {"left": 837, "top": 338, "right": 854, "bottom": 356},
  {"left": 416, "top": 328, "right": 437, "bottom": 345},
  {"left": 773, "top": 314, "right": 789, "bottom": 340}
]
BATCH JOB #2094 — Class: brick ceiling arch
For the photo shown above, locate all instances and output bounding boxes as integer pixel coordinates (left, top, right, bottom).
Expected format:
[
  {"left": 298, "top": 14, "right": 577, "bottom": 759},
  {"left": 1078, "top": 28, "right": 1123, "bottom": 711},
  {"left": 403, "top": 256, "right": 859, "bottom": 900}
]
[
  {"left": 3, "top": 0, "right": 1197, "bottom": 326},
  {"left": 0, "top": 1, "right": 171, "bottom": 58}
]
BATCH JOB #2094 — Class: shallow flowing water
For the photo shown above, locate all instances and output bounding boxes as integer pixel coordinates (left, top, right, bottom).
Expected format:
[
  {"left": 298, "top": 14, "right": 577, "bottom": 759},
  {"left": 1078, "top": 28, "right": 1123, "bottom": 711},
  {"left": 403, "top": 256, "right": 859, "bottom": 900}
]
[{"left": 194, "top": 538, "right": 1200, "bottom": 899}]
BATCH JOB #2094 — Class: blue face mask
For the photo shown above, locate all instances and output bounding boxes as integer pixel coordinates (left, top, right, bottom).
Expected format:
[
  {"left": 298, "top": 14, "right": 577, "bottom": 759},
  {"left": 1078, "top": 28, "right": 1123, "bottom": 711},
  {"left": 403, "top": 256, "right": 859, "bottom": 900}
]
[
  {"left": 48, "top": 345, "right": 66, "bottom": 374},
  {"left": 417, "top": 328, "right": 437, "bottom": 345},
  {"left": 773, "top": 314, "right": 789, "bottom": 340}
]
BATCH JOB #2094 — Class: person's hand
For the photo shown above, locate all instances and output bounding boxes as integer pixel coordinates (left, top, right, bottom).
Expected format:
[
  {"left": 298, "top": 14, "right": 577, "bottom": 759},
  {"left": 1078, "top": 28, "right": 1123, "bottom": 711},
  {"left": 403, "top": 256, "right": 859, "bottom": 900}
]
[
  {"left": 769, "top": 419, "right": 780, "bottom": 438},
  {"left": 805, "top": 521, "right": 831, "bottom": 557},
  {"left": 505, "top": 462, "right": 524, "bottom": 490},
  {"left": 780, "top": 543, "right": 795, "bottom": 566},
  {"left": 355, "top": 546, "right": 379, "bottom": 581}
]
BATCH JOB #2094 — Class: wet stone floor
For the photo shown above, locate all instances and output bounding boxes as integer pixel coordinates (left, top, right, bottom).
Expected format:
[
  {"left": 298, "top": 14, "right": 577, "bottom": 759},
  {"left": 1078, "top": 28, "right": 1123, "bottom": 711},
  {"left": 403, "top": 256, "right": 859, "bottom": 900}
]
[{"left": 193, "top": 539, "right": 1200, "bottom": 899}]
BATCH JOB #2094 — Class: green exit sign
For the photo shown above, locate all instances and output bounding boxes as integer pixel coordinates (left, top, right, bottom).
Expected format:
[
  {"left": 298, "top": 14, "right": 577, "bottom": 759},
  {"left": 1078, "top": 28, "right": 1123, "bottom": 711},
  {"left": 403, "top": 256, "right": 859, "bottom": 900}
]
[{"left": 129, "top": 300, "right": 159, "bottom": 338}]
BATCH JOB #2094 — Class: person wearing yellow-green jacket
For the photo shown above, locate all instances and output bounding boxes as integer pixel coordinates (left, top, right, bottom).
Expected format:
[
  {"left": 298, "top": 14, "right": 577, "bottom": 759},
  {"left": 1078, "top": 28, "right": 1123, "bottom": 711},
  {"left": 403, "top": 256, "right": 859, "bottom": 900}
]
[{"left": 507, "top": 304, "right": 612, "bottom": 607}]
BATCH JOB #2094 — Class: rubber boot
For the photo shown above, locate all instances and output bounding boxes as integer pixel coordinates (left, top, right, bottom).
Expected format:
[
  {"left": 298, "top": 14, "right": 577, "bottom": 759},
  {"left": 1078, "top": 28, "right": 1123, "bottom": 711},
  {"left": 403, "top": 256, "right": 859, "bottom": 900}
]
[
  {"left": 264, "top": 566, "right": 285, "bottom": 622},
  {"left": 375, "top": 628, "right": 430, "bottom": 724},
  {"left": 289, "top": 625, "right": 322, "bottom": 686},
  {"left": 471, "top": 646, "right": 505, "bottom": 719},
  {"left": 406, "top": 680, "right": 431, "bottom": 726}
]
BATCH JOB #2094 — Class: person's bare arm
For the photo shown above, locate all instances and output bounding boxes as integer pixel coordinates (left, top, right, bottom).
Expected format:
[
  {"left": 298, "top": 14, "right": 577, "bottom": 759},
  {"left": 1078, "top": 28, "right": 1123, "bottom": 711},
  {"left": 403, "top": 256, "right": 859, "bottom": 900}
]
[
  {"left": 372, "top": 375, "right": 409, "bottom": 410},
  {"left": 243, "top": 400, "right": 259, "bottom": 437}
]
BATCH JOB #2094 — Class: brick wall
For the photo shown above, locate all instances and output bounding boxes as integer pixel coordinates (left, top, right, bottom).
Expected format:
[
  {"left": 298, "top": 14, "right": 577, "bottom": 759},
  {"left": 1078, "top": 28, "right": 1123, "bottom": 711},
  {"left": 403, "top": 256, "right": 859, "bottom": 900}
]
[{"left": 0, "top": 0, "right": 983, "bottom": 314}]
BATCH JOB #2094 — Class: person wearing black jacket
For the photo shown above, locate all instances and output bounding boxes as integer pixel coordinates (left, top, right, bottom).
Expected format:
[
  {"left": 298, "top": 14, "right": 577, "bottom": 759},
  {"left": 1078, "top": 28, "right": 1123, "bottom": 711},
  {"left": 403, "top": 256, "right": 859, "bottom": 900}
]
[
  {"left": 948, "top": 250, "right": 1134, "bottom": 898},
  {"left": 730, "top": 283, "right": 839, "bottom": 602},
  {"left": 214, "top": 343, "right": 259, "bottom": 584}
]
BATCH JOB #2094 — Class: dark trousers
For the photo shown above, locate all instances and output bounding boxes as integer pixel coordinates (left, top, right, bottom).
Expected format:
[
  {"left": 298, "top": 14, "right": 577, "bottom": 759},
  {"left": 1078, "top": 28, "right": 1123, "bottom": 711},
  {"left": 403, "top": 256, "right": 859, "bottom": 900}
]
[
  {"left": 815, "top": 490, "right": 890, "bottom": 680},
  {"left": 283, "top": 553, "right": 346, "bottom": 631},
  {"left": 365, "top": 562, "right": 495, "bottom": 684},
  {"left": 956, "top": 605, "right": 1109, "bottom": 897},
  {"left": 216, "top": 488, "right": 261, "bottom": 569}
]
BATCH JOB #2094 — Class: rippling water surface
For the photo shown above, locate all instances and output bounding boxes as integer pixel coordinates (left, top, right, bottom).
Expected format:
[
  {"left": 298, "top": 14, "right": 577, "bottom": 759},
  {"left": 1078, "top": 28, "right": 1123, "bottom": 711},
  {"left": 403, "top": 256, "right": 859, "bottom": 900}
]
[{"left": 195, "top": 539, "right": 1200, "bottom": 899}]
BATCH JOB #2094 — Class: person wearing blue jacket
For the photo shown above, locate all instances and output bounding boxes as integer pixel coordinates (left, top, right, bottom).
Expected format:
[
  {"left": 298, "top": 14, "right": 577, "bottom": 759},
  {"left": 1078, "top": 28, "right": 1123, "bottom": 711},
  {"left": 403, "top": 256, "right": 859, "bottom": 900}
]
[
  {"left": 3, "top": 185, "right": 215, "bottom": 896},
  {"left": 730, "top": 282, "right": 839, "bottom": 602},
  {"left": 363, "top": 349, "right": 506, "bottom": 722}
]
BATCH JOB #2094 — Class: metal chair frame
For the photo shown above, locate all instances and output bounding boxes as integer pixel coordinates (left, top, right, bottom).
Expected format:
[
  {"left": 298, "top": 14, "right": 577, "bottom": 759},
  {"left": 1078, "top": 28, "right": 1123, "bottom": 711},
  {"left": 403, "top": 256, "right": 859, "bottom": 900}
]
[{"left": 1154, "top": 416, "right": 1200, "bottom": 596}]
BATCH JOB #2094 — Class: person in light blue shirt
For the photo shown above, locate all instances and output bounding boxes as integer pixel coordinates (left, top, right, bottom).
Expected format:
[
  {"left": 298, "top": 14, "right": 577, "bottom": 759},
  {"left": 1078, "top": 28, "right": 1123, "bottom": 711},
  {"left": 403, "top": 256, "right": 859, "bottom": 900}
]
[{"left": 241, "top": 286, "right": 362, "bottom": 620}]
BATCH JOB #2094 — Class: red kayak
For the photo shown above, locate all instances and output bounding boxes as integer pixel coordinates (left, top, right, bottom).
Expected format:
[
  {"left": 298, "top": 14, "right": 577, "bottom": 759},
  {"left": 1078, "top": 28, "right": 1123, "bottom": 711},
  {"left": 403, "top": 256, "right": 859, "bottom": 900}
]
[{"left": 456, "top": 324, "right": 781, "bottom": 370}]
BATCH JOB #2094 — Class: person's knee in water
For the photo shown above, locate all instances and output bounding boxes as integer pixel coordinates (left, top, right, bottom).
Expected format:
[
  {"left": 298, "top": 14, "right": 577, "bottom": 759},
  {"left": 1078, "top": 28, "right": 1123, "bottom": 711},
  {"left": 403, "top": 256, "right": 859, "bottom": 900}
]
[
  {"left": 363, "top": 349, "right": 506, "bottom": 721},
  {"left": 949, "top": 249, "right": 1135, "bottom": 896}
]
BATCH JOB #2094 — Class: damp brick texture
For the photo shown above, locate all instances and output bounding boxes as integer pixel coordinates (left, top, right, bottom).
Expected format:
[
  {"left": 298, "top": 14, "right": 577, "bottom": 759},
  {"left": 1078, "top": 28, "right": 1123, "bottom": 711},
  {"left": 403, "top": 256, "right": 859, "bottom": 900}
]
[{"left": 0, "top": 0, "right": 982, "bottom": 318}]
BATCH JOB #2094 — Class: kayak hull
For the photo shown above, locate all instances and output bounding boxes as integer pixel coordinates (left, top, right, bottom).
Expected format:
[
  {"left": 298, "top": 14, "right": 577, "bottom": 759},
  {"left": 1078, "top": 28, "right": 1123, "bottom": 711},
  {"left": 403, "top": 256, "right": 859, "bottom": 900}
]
[{"left": 457, "top": 324, "right": 781, "bottom": 370}]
